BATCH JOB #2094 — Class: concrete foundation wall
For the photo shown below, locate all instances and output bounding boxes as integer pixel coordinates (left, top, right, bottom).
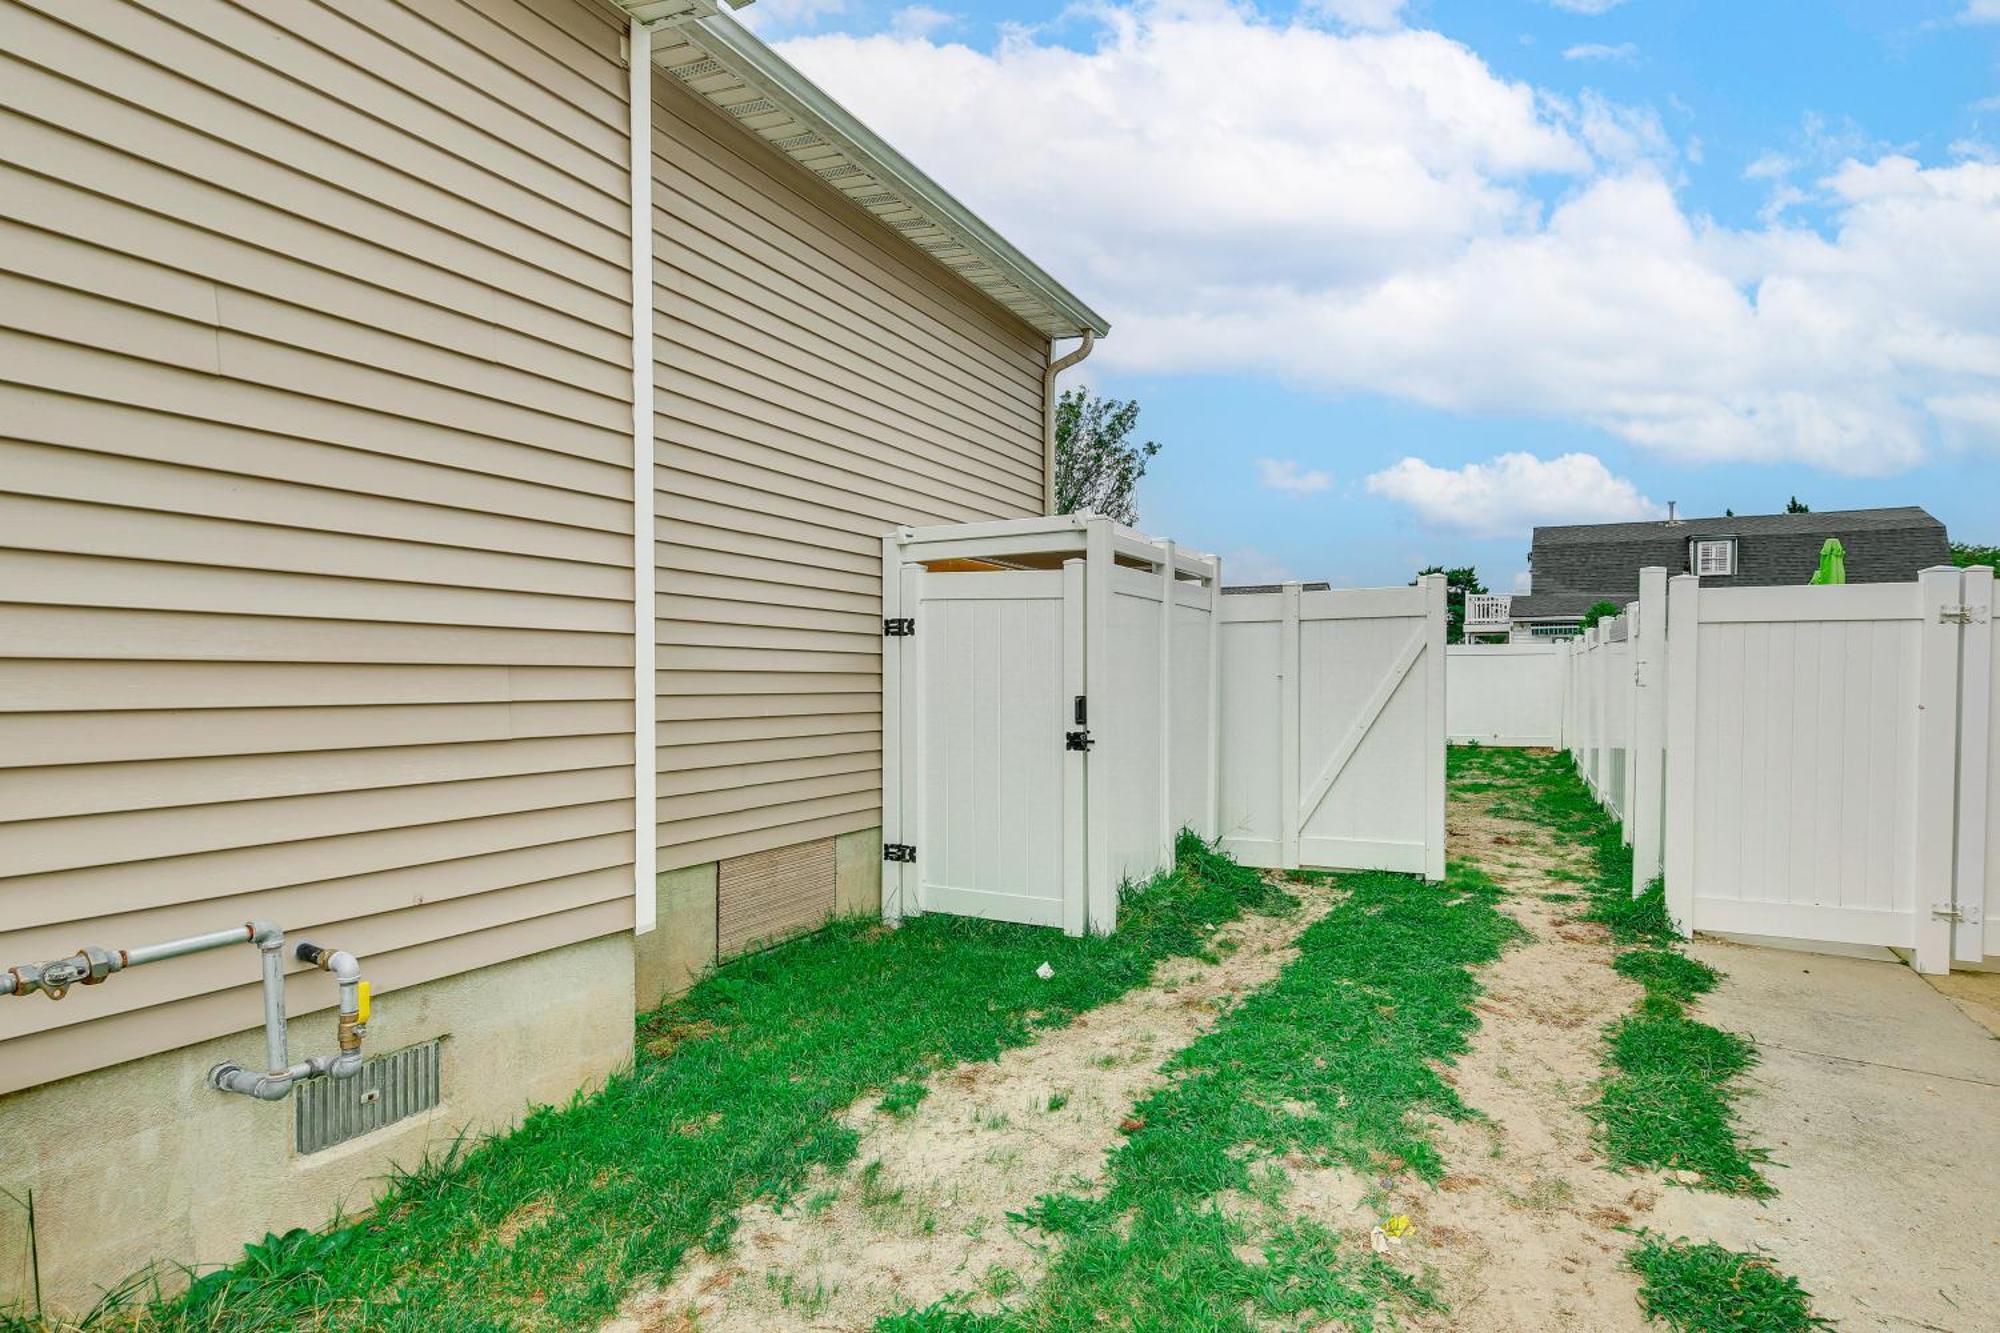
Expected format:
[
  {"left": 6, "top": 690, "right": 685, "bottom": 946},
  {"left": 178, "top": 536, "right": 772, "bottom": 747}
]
[
  {"left": 0, "top": 934, "right": 633, "bottom": 1316},
  {"left": 633, "top": 827, "right": 885, "bottom": 1014},
  {"left": 835, "top": 827, "right": 884, "bottom": 918}
]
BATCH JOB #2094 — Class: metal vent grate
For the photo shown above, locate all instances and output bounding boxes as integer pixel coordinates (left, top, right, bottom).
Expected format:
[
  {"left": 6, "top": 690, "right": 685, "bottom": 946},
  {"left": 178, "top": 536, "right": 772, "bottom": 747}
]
[{"left": 295, "top": 1039, "right": 443, "bottom": 1155}]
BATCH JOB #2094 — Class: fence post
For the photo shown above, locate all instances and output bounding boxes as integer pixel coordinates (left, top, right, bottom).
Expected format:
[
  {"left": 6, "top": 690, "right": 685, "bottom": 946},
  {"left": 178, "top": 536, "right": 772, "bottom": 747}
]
[
  {"left": 1204, "top": 554, "right": 1223, "bottom": 841},
  {"left": 1422, "top": 572, "right": 1448, "bottom": 882},
  {"left": 1061, "top": 557, "right": 1089, "bottom": 937},
  {"left": 1157, "top": 540, "right": 1176, "bottom": 860},
  {"left": 1588, "top": 623, "right": 1605, "bottom": 796},
  {"left": 1620, "top": 608, "right": 1638, "bottom": 841},
  {"left": 1279, "top": 581, "right": 1303, "bottom": 870},
  {"left": 1630, "top": 568, "right": 1669, "bottom": 896},
  {"left": 1663, "top": 574, "right": 1699, "bottom": 937},
  {"left": 1915, "top": 565, "right": 1965, "bottom": 974},
  {"left": 1956, "top": 564, "right": 1993, "bottom": 964},
  {"left": 1559, "top": 638, "right": 1573, "bottom": 751},
  {"left": 1085, "top": 518, "right": 1116, "bottom": 934},
  {"left": 880, "top": 533, "right": 906, "bottom": 925}
]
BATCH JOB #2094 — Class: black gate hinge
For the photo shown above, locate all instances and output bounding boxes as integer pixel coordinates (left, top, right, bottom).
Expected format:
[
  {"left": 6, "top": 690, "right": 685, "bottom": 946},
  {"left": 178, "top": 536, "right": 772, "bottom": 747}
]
[
  {"left": 883, "top": 617, "right": 915, "bottom": 637},
  {"left": 883, "top": 842, "right": 916, "bottom": 863}
]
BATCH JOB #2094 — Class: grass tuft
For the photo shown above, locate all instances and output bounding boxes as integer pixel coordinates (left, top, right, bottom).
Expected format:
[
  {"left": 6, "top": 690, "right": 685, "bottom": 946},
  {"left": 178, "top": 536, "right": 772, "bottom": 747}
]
[
  {"left": 1628, "top": 1234, "right": 1832, "bottom": 1332},
  {"left": 884, "top": 861, "right": 1526, "bottom": 1331},
  {"left": 62, "top": 832, "right": 1284, "bottom": 1333},
  {"left": 1450, "top": 747, "right": 1771, "bottom": 1196}
]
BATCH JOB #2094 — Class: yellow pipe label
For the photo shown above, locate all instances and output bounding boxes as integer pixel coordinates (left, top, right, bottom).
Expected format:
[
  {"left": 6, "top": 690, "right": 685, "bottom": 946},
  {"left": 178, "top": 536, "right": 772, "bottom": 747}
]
[{"left": 356, "top": 980, "right": 372, "bottom": 1025}]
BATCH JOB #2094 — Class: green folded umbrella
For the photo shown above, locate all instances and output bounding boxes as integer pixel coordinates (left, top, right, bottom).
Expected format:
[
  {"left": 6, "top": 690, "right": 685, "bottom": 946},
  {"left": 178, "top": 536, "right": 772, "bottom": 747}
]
[{"left": 1809, "top": 537, "right": 1846, "bottom": 585}]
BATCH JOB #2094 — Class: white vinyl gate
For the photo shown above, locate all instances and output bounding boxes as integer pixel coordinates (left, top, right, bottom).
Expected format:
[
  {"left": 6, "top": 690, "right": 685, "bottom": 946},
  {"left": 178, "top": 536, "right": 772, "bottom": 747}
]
[
  {"left": 880, "top": 518, "right": 1220, "bottom": 936},
  {"left": 1215, "top": 578, "right": 1446, "bottom": 879}
]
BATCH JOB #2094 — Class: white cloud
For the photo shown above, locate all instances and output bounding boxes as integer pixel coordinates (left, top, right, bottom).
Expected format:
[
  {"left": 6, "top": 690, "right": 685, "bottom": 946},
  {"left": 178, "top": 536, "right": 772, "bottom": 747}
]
[
  {"left": 1306, "top": 0, "right": 1408, "bottom": 29},
  {"left": 1961, "top": 1, "right": 2000, "bottom": 23},
  {"left": 1563, "top": 42, "right": 1637, "bottom": 61},
  {"left": 1257, "top": 458, "right": 1334, "bottom": 494},
  {"left": 777, "top": 4, "right": 2000, "bottom": 477},
  {"left": 1548, "top": 0, "right": 1628, "bottom": 13},
  {"left": 1364, "top": 452, "right": 1660, "bottom": 537},
  {"left": 888, "top": 5, "right": 956, "bottom": 39},
  {"left": 734, "top": 0, "right": 846, "bottom": 35}
]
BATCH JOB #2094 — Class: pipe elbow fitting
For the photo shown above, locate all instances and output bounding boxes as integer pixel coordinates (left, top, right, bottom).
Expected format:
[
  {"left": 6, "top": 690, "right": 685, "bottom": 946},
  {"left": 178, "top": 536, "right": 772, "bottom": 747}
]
[
  {"left": 209, "top": 1062, "right": 294, "bottom": 1101},
  {"left": 249, "top": 920, "right": 284, "bottom": 949},
  {"left": 325, "top": 950, "right": 362, "bottom": 987},
  {"left": 295, "top": 941, "right": 361, "bottom": 985}
]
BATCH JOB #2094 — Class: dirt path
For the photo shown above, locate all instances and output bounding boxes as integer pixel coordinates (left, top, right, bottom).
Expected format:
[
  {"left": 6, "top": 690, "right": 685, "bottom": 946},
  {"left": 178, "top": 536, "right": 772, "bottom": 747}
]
[
  {"left": 605, "top": 880, "right": 1338, "bottom": 1333},
  {"left": 1385, "top": 773, "right": 1662, "bottom": 1333}
]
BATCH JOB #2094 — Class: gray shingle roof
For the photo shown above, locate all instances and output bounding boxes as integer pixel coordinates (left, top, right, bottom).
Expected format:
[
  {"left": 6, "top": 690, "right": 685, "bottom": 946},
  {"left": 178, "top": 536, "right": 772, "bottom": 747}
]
[
  {"left": 1535, "top": 506, "right": 1942, "bottom": 545},
  {"left": 1221, "top": 582, "right": 1333, "bottom": 595},
  {"left": 1510, "top": 591, "right": 1612, "bottom": 620},
  {"left": 1517, "top": 505, "right": 1949, "bottom": 616}
]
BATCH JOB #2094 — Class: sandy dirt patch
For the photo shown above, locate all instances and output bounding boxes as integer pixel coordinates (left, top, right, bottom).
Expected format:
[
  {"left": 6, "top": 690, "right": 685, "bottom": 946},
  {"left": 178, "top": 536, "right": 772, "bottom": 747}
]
[
  {"left": 1373, "top": 779, "right": 1662, "bottom": 1333},
  {"left": 605, "top": 881, "right": 1338, "bottom": 1333}
]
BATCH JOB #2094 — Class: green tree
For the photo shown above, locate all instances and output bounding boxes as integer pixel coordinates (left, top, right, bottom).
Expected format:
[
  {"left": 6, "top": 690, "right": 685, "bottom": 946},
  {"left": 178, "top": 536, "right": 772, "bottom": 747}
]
[
  {"left": 1053, "top": 388, "right": 1161, "bottom": 526},
  {"left": 1785, "top": 496, "right": 1811, "bottom": 513},
  {"left": 1415, "top": 565, "right": 1487, "bottom": 644},
  {"left": 1953, "top": 541, "right": 1999, "bottom": 573},
  {"left": 1579, "top": 600, "right": 1622, "bottom": 630}
]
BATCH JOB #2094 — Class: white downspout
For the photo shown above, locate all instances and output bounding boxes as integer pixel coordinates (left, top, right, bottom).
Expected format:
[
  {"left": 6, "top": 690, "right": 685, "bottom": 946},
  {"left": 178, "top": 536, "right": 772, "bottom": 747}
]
[
  {"left": 1043, "top": 331, "right": 1094, "bottom": 515},
  {"left": 629, "top": 17, "right": 659, "bottom": 935}
]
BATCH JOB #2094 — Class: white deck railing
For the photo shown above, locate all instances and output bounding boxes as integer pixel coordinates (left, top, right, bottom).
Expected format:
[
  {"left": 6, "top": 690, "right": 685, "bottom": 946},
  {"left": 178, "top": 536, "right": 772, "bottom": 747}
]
[{"left": 1463, "top": 593, "right": 1512, "bottom": 630}]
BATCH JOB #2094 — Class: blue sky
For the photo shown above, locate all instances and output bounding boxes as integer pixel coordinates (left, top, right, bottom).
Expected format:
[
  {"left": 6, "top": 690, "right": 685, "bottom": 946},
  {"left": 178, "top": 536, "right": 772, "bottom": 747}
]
[{"left": 752, "top": 1, "right": 2000, "bottom": 588}]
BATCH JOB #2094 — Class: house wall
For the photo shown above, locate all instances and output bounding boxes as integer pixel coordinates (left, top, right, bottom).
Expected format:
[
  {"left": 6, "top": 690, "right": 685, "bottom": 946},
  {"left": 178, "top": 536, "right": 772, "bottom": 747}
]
[
  {"left": 0, "top": 0, "right": 1055, "bottom": 1305},
  {"left": 0, "top": 0, "right": 640, "bottom": 1089},
  {"left": 0, "top": 0, "right": 642, "bottom": 1306},
  {"left": 647, "top": 73, "right": 1050, "bottom": 878}
]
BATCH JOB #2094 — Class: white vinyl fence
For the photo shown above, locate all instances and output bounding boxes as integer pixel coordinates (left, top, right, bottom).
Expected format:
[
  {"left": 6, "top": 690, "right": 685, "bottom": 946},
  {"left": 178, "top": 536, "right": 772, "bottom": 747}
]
[
  {"left": 881, "top": 517, "right": 1219, "bottom": 937},
  {"left": 1970, "top": 568, "right": 1999, "bottom": 963},
  {"left": 881, "top": 519, "right": 1449, "bottom": 938},
  {"left": 1469, "top": 563, "right": 1996, "bottom": 974},
  {"left": 1446, "top": 642, "right": 1565, "bottom": 747},
  {"left": 1216, "top": 578, "right": 1447, "bottom": 880}
]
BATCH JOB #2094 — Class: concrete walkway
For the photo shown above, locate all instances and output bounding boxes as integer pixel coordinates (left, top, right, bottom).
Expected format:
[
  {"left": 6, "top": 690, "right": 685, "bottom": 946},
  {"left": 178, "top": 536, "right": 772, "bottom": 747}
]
[{"left": 1650, "top": 941, "right": 2000, "bottom": 1333}]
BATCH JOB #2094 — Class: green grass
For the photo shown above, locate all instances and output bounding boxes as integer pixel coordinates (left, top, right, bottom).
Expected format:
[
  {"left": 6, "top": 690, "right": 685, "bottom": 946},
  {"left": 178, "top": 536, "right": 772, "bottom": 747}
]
[
  {"left": 882, "top": 861, "right": 1527, "bottom": 1332},
  {"left": 1451, "top": 746, "right": 1772, "bottom": 1197},
  {"left": 1628, "top": 1235, "right": 1832, "bottom": 1332},
  {"left": 67, "top": 832, "right": 1284, "bottom": 1333}
]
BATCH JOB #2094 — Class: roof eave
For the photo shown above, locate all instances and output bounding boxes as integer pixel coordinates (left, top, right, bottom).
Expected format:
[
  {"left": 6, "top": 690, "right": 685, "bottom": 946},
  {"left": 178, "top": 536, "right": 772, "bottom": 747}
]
[{"left": 625, "top": 6, "right": 1107, "bottom": 340}]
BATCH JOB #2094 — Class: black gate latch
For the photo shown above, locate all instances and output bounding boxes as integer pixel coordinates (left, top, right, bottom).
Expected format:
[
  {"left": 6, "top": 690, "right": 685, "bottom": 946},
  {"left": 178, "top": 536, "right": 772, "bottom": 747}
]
[{"left": 1065, "top": 730, "right": 1093, "bottom": 751}]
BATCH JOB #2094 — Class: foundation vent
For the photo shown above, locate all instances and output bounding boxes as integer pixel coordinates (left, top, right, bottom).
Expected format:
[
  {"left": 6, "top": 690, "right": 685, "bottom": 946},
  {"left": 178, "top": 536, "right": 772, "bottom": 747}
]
[
  {"left": 295, "top": 1038, "right": 443, "bottom": 1155},
  {"left": 717, "top": 837, "right": 837, "bottom": 959}
]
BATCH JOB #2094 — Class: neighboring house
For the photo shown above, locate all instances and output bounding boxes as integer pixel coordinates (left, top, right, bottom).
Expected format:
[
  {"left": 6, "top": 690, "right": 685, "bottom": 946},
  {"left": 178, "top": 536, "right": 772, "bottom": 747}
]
[
  {"left": 1465, "top": 506, "right": 1952, "bottom": 641},
  {"left": 0, "top": 0, "right": 1103, "bottom": 1307}
]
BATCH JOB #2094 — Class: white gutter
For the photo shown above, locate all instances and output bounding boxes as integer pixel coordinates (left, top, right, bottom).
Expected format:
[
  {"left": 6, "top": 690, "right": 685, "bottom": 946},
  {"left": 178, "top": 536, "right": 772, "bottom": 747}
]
[
  {"left": 629, "top": 17, "right": 659, "bottom": 935},
  {"left": 1042, "top": 332, "right": 1094, "bottom": 514}
]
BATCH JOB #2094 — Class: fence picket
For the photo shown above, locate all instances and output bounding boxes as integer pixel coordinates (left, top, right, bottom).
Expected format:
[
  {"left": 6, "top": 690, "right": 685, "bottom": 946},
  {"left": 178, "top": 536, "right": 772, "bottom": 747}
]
[{"left": 1954, "top": 565, "right": 1993, "bottom": 964}]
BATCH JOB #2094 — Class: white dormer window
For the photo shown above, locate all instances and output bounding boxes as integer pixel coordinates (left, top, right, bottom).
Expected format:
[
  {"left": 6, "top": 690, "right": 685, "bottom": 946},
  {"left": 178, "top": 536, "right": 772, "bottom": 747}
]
[{"left": 1692, "top": 538, "right": 1736, "bottom": 577}]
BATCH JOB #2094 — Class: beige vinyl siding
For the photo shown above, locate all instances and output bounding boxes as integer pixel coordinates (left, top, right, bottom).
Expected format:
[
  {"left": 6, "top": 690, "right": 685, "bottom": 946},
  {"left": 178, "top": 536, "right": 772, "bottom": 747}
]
[
  {"left": 0, "top": 0, "right": 638, "bottom": 1094},
  {"left": 648, "top": 75, "right": 1049, "bottom": 870}
]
